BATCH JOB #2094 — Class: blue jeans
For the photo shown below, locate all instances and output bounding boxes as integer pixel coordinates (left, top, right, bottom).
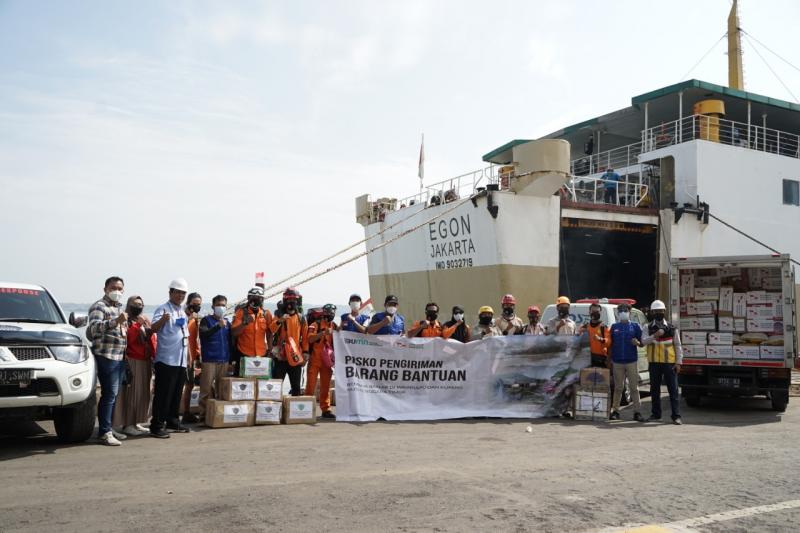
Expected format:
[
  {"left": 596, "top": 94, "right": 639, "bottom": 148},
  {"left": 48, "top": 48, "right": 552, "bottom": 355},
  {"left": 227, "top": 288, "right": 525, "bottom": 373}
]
[
  {"left": 649, "top": 362, "right": 680, "bottom": 419},
  {"left": 95, "top": 355, "right": 125, "bottom": 435}
]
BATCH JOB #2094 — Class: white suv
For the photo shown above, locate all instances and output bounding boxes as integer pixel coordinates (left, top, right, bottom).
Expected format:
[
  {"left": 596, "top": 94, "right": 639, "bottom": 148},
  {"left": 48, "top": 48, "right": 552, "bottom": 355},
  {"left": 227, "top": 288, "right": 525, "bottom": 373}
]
[{"left": 0, "top": 282, "right": 96, "bottom": 442}]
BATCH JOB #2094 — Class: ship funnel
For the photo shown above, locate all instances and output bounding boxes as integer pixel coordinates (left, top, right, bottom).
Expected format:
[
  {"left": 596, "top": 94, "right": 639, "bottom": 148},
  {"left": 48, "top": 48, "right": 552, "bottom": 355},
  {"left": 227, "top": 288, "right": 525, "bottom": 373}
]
[{"left": 508, "top": 139, "right": 571, "bottom": 197}]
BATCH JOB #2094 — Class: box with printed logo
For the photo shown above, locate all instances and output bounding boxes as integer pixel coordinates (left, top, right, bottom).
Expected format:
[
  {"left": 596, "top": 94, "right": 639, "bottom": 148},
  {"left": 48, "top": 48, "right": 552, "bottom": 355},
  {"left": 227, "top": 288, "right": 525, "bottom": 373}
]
[
  {"left": 205, "top": 399, "right": 255, "bottom": 428},
  {"left": 239, "top": 356, "right": 272, "bottom": 378},
  {"left": 281, "top": 395, "right": 317, "bottom": 425},
  {"left": 734, "top": 318, "right": 746, "bottom": 332},
  {"left": 706, "top": 345, "right": 732, "bottom": 358},
  {"left": 219, "top": 377, "right": 257, "bottom": 401},
  {"left": 573, "top": 387, "right": 610, "bottom": 422},
  {"left": 760, "top": 346, "right": 785, "bottom": 360},
  {"left": 746, "top": 291, "right": 768, "bottom": 305},
  {"left": 718, "top": 286, "right": 734, "bottom": 316},
  {"left": 732, "top": 345, "right": 760, "bottom": 360},
  {"left": 733, "top": 293, "right": 747, "bottom": 317},
  {"left": 681, "top": 331, "right": 708, "bottom": 345},
  {"left": 686, "top": 302, "right": 715, "bottom": 316},
  {"left": 682, "top": 345, "right": 707, "bottom": 358},
  {"left": 189, "top": 386, "right": 201, "bottom": 414},
  {"left": 747, "top": 319, "right": 781, "bottom": 334},
  {"left": 688, "top": 316, "right": 716, "bottom": 331},
  {"left": 694, "top": 288, "right": 720, "bottom": 301},
  {"left": 708, "top": 332, "right": 733, "bottom": 345},
  {"left": 695, "top": 275, "right": 721, "bottom": 288},
  {"left": 579, "top": 368, "right": 611, "bottom": 390},
  {"left": 254, "top": 401, "right": 282, "bottom": 425},
  {"left": 718, "top": 317, "right": 734, "bottom": 332},
  {"left": 256, "top": 379, "right": 283, "bottom": 401}
]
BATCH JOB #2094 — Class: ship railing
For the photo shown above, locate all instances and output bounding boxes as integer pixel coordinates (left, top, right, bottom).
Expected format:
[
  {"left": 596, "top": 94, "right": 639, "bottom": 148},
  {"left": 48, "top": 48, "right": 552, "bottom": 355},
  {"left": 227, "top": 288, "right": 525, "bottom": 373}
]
[
  {"left": 570, "top": 141, "right": 644, "bottom": 177},
  {"left": 563, "top": 174, "right": 652, "bottom": 208},
  {"left": 397, "top": 165, "right": 499, "bottom": 208},
  {"left": 642, "top": 114, "right": 800, "bottom": 157}
]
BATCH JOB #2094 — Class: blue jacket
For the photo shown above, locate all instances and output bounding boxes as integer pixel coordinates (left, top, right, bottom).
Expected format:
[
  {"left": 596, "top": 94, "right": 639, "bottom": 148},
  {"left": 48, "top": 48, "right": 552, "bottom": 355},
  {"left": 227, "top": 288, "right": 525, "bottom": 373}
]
[
  {"left": 199, "top": 315, "right": 231, "bottom": 363},
  {"left": 369, "top": 312, "right": 405, "bottom": 335},
  {"left": 340, "top": 312, "right": 370, "bottom": 332},
  {"left": 609, "top": 321, "right": 642, "bottom": 364}
]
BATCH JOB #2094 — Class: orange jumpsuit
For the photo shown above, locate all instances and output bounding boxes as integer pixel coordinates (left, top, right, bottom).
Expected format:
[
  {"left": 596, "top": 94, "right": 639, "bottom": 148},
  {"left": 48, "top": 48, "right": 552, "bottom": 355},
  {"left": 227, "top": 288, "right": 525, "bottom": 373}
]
[
  {"left": 232, "top": 307, "right": 273, "bottom": 357},
  {"left": 304, "top": 319, "right": 334, "bottom": 412}
]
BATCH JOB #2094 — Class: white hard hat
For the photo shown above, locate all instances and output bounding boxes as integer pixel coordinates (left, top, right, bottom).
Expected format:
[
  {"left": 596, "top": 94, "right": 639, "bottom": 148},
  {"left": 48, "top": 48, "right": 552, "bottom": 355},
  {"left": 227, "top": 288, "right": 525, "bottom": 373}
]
[
  {"left": 169, "top": 278, "right": 189, "bottom": 292},
  {"left": 650, "top": 299, "right": 666, "bottom": 311},
  {"left": 248, "top": 286, "right": 265, "bottom": 297}
]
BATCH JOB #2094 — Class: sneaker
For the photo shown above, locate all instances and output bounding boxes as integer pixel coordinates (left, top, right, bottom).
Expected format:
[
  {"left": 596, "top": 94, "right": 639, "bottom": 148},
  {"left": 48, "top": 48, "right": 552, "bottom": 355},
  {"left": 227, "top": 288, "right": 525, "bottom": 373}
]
[
  {"left": 609, "top": 410, "right": 621, "bottom": 420},
  {"left": 111, "top": 429, "right": 128, "bottom": 441},
  {"left": 135, "top": 423, "right": 150, "bottom": 433},
  {"left": 182, "top": 412, "right": 200, "bottom": 424},
  {"left": 634, "top": 412, "right": 645, "bottom": 422},
  {"left": 122, "top": 425, "right": 146, "bottom": 436},
  {"left": 150, "top": 427, "right": 170, "bottom": 439},
  {"left": 672, "top": 417, "right": 683, "bottom": 425},
  {"left": 646, "top": 415, "right": 662, "bottom": 422},
  {"left": 99, "top": 431, "right": 121, "bottom": 446},
  {"left": 561, "top": 411, "right": 573, "bottom": 419},
  {"left": 166, "top": 423, "right": 191, "bottom": 433},
  {"left": 321, "top": 411, "right": 336, "bottom": 420}
]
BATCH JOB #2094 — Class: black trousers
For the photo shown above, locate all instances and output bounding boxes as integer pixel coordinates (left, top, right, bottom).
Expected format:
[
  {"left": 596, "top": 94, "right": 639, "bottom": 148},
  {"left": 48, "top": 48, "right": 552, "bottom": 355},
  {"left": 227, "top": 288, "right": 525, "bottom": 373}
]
[
  {"left": 151, "top": 362, "right": 186, "bottom": 429},
  {"left": 272, "top": 359, "right": 303, "bottom": 396},
  {"left": 649, "top": 362, "right": 680, "bottom": 419}
]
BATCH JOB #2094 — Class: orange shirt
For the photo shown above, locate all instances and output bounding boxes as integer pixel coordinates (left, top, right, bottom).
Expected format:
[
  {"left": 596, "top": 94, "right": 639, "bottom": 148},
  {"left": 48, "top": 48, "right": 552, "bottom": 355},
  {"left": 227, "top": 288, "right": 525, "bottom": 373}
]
[
  {"left": 232, "top": 307, "right": 272, "bottom": 357},
  {"left": 188, "top": 316, "right": 201, "bottom": 362},
  {"left": 270, "top": 313, "right": 309, "bottom": 354},
  {"left": 586, "top": 322, "right": 610, "bottom": 356},
  {"left": 308, "top": 319, "right": 335, "bottom": 357},
  {"left": 411, "top": 320, "right": 444, "bottom": 338}
]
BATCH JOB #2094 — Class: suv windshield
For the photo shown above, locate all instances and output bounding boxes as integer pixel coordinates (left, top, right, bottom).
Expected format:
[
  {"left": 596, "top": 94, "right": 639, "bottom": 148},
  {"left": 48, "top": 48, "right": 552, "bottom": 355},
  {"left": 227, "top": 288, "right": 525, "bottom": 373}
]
[{"left": 0, "top": 287, "right": 64, "bottom": 324}]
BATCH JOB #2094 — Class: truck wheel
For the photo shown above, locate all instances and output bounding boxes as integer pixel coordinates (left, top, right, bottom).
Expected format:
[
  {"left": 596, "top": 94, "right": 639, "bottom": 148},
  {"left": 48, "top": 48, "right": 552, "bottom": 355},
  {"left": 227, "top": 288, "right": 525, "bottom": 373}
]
[
  {"left": 770, "top": 390, "right": 789, "bottom": 412},
  {"left": 53, "top": 389, "right": 97, "bottom": 443},
  {"left": 683, "top": 390, "right": 702, "bottom": 408}
]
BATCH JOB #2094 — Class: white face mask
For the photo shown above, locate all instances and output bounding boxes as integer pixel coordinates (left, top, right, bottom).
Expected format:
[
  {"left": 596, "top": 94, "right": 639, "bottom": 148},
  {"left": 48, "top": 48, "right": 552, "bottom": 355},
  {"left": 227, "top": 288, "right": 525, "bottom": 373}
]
[
  {"left": 107, "top": 290, "right": 123, "bottom": 303},
  {"left": 454, "top": 313, "right": 464, "bottom": 321},
  {"left": 213, "top": 306, "right": 226, "bottom": 318},
  {"left": 386, "top": 306, "right": 397, "bottom": 316},
  {"left": 618, "top": 311, "right": 630, "bottom": 322},
  {"left": 350, "top": 302, "right": 361, "bottom": 313}
]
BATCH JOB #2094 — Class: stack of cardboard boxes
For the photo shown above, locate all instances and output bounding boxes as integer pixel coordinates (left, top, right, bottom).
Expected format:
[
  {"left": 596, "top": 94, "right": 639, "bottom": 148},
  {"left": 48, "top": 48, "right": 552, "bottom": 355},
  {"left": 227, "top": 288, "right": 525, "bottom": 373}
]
[
  {"left": 679, "top": 266, "right": 785, "bottom": 361},
  {"left": 573, "top": 368, "right": 610, "bottom": 422},
  {"left": 205, "top": 376, "right": 319, "bottom": 428}
]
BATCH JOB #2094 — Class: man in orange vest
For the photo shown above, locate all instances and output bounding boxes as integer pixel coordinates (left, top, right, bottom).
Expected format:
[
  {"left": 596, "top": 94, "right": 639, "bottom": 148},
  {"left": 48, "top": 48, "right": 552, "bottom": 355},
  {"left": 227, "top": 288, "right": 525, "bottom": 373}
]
[
  {"left": 305, "top": 304, "right": 338, "bottom": 419},
  {"left": 270, "top": 288, "right": 309, "bottom": 396},
  {"left": 231, "top": 287, "right": 273, "bottom": 368},
  {"left": 407, "top": 302, "right": 444, "bottom": 338},
  {"left": 581, "top": 303, "right": 611, "bottom": 368}
]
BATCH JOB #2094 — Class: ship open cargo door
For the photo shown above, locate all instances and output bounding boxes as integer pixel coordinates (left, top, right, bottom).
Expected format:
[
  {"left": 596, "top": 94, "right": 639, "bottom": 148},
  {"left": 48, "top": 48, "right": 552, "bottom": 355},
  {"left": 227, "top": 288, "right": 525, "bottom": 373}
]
[{"left": 559, "top": 217, "right": 658, "bottom": 310}]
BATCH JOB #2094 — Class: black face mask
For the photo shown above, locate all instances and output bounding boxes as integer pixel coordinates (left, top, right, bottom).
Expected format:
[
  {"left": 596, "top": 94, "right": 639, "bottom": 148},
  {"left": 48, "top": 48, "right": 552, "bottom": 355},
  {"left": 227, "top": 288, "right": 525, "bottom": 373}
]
[
  {"left": 285, "top": 303, "right": 296, "bottom": 313},
  {"left": 528, "top": 315, "right": 538, "bottom": 324},
  {"left": 324, "top": 314, "right": 335, "bottom": 322},
  {"left": 189, "top": 304, "right": 201, "bottom": 313},
  {"left": 426, "top": 311, "right": 438, "bottom": 321},
  {"left": 479, "top": 316, "right": 492, "bottom": 326},
  {"left": 590, "top": 312, "right": 601, "bottom": 320},
  {"left": 502, "top": 307, "right": 514, "bottom": 316},
  {"left": 129, "top": 307, "right": 143, "bottom": 318},
  {"left": 653, "top": 313, "right": 665, "bottom": 321},
  {"left": 558, "top": 307, "right": 569, "bottom": 318}
]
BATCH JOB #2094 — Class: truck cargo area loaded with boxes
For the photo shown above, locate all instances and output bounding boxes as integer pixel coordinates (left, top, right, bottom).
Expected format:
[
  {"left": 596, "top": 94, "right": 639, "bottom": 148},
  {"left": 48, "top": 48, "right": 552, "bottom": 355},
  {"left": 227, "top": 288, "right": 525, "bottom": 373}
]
[{"left": 670, "top": 255, "right": 797, "bottom": 411}]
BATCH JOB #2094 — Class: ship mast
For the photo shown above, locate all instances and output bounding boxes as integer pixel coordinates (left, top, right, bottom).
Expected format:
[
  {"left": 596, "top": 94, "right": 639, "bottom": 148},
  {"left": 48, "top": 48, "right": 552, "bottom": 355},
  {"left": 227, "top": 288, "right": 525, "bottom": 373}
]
[{"left": 727, "top": 0, "right": 744, "bottom": 89}]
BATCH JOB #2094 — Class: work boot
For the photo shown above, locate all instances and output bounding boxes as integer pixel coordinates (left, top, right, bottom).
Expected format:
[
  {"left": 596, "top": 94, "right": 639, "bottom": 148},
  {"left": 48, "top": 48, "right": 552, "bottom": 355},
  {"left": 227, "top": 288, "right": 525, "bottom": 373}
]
[
  {"left": 672, "top": 416, "right": 683, "bottom": 425},
  {"left": 609, "top": 410, "right": 621, "bottom": 420},
  {"left": 166, "top": 422, "right": 191, "bottom": 433},
  {"left": 633, "top": 412, "right": 645, "bottom": 422},
  {"left": 646, "top": 415, "right": 661, "bottom": 422},
  {"left": 149, "top": 427, "right": 170, "bottom": 439},
  {"left": 182, "top": 412, "right": 200, "bottom": 424},
  {"left": 321, "top": 411, "right": 336, "bottom": 420}
]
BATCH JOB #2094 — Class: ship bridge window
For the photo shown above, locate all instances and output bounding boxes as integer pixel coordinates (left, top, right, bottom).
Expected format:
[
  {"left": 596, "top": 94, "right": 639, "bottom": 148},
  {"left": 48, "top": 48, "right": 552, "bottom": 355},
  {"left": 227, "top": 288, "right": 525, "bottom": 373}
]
[{"left": 783, "top": 179, "right": 799, "bottom": 206}]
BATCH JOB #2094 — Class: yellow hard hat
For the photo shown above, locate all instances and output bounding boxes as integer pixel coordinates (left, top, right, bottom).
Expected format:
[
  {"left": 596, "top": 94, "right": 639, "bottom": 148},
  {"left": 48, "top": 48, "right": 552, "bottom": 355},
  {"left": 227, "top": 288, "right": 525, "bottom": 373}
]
[
  {"left": 478, "top": 305, "right": 494, "bottom": 315},
  {"left": 556, "top": 296, "right": 571, "bottom": 305}
]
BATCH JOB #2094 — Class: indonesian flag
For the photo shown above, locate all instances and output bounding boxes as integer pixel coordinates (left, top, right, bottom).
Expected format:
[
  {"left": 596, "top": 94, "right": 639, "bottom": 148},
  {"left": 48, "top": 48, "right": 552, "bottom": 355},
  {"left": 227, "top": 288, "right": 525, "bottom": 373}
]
[
  {"left": 418, "top": 134, "right": 425, "bottom": 181},
  {"left": 255, "top": 272, "right": 265, "bottom": 285}
]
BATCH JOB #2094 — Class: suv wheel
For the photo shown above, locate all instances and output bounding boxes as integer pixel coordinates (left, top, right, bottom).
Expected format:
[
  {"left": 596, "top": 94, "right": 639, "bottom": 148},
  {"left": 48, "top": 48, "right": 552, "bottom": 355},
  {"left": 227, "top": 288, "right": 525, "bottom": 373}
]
[
  {"left": 53, "top": 388, "right": 96, "bottom": 443},
  {"left": 770, "top": 390, "right": 789, "bottom": 412}
]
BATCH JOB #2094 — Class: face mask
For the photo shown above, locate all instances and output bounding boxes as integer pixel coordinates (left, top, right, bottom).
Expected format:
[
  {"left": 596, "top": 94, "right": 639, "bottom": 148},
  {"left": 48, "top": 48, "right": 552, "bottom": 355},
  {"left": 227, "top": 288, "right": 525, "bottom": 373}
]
[
  {"left": 479, "top": 316, "right": 492, "bottom": 326},
  {"left": 558, "top": 307, "right": 569, "bottom": 318},
  {"left": 653, "top": 313, "right": 665, "bottom": 322},
  {"left": 590, "top": 312, "right": 601, "bottom": 320},
  {"left": 129, "top": 306, "right": 143, "bottom": 317},
  {"left": 453, "top": 313, "right": 464, "bottom": 322},
  {"left": 249, "top": 299, "right": 262, "bottom": 309},
  {"left": 213, "top": 306, "right": 226, "bottom": 318},
  {"left": 350, "top": 302, "right": 361, "bottom": 313},
  {"left": 189, "top": 304, "right": 201, "bottom": 313},
  {"left": 107, "top": 290, "right": 123, "bottom": 303},
  {"left": 285, "top": 303, "right": 296, "bottom": 313},
  {"left": 386, "top": 306, "right": 397, "bottom": 316},
  {"left": 502, "top": 307, "right": 514, "bottom": 316},
  {"left": 618, "top": 311, "right": 630, "bottom": 322},
  {"left": 528, "top": 315, "right": 538, "bottom": 323},
  {"left": 426, "top": 311, "right": 438, "bottom": 320}
]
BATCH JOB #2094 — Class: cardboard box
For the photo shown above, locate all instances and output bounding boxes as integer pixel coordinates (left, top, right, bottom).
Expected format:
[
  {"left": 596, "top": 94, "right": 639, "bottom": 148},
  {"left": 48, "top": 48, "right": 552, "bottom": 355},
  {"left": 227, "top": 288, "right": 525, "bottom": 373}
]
[
  {"left": 189, "top": 387, "right": 201, "bottom": 414},
  {"left": 747, "top": 319, "right": 780, "bottom": 333},
  {"left": 733, "top": 293, "right": 747, "bottom": 318},
  {"left": 239, "top": 356, "right": 272, "bottom": 378},
  {"left": 734, "top": 318, "right": 747, "bottom": 332},
  {"left": 733, "top": 345, "right": 760, "bottom": 360},
  {"left": 205, "top": 399, "right": 255, "bottom": 428},
  {"left": 747, "top": 305, "right": 775, "bottom": 320},
  {"left": 767, "top": 293, "right": 784, "bottom": 317},
  {"left": 708, "top": 332, "right": 734, "bottom": 345},
  {"left": 687, "top": 302, "right": 715, "bottom": 316},
  {"left": 218, "top": 377, "right": 257, "bottom": 401},
  {"left": 281, "top": 396, "right": 317, "bottom": 424},
  {"left": 718, "top": 286, "right": 734, "bottom": 315},
  {"left": 760, "top": 346, "right": 785, "bottom": 360},
  {"left": 695, "top": 288, "right": 720, "bottom": 301},
  {"left": 680, "top": 274, "right": 695, "bottom": 299},
  {"left": 718, "top": 317, "right": 734, "bottom": 332},
  {"left": 706, "top": 345, "right": 733, "bottom": 358},
  {"left": 689, "top": 316, "right": 716, "bottom": 331},
  {"left": 682, "top": 331, "right": 708, "bottom": 344},
  {"left": 256, "top": 379, "right": 284, "bottom": 401},
  {"left": 695, "top": 275, "right": 721, "bottom": 288},
  {"left": 719, "top": 267, "right": 742, "bottom": 278},
  {"left": 762, "top": 276, "right": 782, "bottom": 290},
  {"left": 683, "top": 345, "right": 707, "bottom": 358},
  {"left": 747, "top": 290, "right": 768, "bottom": 305},
  {"left": 330, "top": 387, "right": 336, "bottom": 406},
  {"left": 579, "top": 367, "right": 611, "bottom": 389},
  {"left": 679, "top": 318, "right": 694, "bottom": 330},
  {"left": 573, "top": 388, "right": 610, "bottom": 421},
  {"left": 254, "top": 401, "right": 282, "bottom": 425}
]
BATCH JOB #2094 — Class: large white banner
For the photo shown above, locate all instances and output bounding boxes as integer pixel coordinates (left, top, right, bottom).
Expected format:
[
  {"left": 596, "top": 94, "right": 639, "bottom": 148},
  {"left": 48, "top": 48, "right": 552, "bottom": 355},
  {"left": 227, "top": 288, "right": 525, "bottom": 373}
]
[{"left": 333, "top": 331, "right": 590, "bottom": 422}]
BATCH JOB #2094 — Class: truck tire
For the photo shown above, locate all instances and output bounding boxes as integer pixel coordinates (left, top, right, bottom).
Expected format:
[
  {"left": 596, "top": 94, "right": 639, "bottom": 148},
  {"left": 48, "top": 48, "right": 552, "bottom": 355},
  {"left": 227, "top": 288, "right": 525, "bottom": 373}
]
[
  {"left": 683, "top": 390, "right": 702, "bottom": 408},
  {"left": 770, "top": 390, "right": 789, "bottom": 412},
  {"left": 53, "top": 389, "right": 97, "bottom": 443}
]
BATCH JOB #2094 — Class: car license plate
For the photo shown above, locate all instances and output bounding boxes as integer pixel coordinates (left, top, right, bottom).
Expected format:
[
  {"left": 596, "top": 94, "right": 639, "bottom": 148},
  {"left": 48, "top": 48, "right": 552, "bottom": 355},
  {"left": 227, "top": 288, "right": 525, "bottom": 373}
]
[
  {"left": 0, "top": 369, "right": 34, "bottom": 385},
  {"left": 716, "top": 377, "right": 740, "bottom": 388}
]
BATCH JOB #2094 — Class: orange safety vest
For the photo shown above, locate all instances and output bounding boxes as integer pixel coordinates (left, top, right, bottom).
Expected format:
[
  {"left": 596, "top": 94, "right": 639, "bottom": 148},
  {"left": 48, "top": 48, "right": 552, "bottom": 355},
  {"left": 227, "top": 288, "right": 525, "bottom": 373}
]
[{"left": 586, "top": 322, "right": 609, "bottom": 357}]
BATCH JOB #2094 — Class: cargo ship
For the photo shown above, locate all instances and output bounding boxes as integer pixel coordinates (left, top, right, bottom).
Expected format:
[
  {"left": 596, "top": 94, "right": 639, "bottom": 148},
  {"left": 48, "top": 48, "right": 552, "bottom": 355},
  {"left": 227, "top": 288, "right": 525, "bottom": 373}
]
[{"left": 355, "top": 1, "right": 800, "bottom": 322}]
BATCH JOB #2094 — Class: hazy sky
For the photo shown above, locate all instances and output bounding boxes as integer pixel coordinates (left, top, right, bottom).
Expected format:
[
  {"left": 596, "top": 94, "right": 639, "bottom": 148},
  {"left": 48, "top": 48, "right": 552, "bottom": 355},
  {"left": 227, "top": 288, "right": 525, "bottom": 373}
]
[{"left": 2, "top": 0, "right": 798, "bottom": 306}]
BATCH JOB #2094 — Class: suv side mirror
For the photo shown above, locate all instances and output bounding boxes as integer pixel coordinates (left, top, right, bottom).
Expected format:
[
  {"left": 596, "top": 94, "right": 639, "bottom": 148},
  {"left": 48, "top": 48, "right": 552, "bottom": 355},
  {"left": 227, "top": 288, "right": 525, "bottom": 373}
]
[{"left": 69, "top": 312, "right": 88, "bottom": 328}]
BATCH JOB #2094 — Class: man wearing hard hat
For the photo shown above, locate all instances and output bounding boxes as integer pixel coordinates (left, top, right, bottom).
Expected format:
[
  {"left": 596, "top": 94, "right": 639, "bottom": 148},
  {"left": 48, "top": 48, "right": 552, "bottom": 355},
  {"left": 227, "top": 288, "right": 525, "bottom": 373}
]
[
  {"left": 149, "top": 278, "right": 191, "bottom": 438},
  {"left": 473, "top": 306, "right": 502, "bottom": 339},
  {"left": 641, "top": 299, "right": 684, "bottom": 425},
  {"left": 546, "top": 297, "right": 578, "bottom": 336}
]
